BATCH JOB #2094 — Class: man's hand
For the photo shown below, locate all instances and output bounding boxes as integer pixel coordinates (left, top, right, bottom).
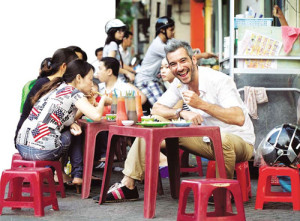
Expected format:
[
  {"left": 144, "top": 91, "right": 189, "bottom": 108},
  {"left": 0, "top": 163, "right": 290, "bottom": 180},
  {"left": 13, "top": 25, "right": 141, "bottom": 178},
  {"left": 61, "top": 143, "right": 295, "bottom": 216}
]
[
  {"left": 125, "top": 70, "right": 135, "bottom": 82},
  {"left": 182, "top": 90, "right": 204, "bottom": 109},
  {"left": 180, "top": 110, "right": 203, "bottom": 125},
  {"left": 201, "top": 52, "right": 218, "bottom": 59}
]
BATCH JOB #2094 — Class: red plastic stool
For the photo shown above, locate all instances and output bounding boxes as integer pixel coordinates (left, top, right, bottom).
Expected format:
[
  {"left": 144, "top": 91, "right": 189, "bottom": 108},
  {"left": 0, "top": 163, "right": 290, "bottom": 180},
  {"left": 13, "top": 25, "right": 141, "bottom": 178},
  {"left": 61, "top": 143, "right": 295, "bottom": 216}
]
[
  {"left": 11, "top": 153, "right": 22, "bottom": 167},
  {"left": 179, "top": 149, "right": 203, "bottom": 176},
  {"left": 255, "top": 166, "right": 300, "bottom": 210},
  {"left": 11, "top": 156, "right": 65, "bottom": 198},
  {"left": 206, "top": 161, "right": 251, "bottom": 202},
  {"left": 270, "top": 175, "right": 280, "bottom": 185},
  {"left": 177, "top": 179, "right": 246, "bottom": 221},
  {"left": 0, "top": 167, "right": 59, "bottom": 217}
]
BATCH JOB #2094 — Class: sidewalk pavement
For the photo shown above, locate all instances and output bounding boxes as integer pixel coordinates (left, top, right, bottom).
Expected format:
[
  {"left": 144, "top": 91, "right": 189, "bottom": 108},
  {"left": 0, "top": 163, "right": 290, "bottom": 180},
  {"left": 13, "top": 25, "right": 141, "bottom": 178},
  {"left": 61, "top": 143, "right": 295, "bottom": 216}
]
[{"left": 0, "top": 162, "right": 300, "bottom": 221}]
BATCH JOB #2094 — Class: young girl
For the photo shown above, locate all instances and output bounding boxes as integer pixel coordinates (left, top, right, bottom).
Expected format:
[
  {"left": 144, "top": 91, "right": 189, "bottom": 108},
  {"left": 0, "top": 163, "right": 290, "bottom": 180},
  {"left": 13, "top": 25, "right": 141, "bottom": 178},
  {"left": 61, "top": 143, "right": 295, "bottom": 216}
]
[
  {"left": 15, "top": 59, "right": 110, "bottom": 185},
  {"left": 103, "top": 19, "right": 135, "bottom": 83}
]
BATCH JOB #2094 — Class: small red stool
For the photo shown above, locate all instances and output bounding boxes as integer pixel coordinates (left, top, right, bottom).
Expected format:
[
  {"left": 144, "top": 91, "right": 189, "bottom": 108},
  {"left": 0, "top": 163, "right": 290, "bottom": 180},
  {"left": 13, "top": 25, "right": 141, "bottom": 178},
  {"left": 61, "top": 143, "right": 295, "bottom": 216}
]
[
  {"left": 0, "top": 167, "right": 59, "bottom": 217},
  {"left": 255, "top": 166, "right": 300, "bottom": 210},
  {"left": 11, "top": 153, "right": 22, "bottom": 167},
  {"left": 11, "top": 154, "right": 65, "bottom": 198},
  {"left": 177, "top": 179, "right": 246, "bottom": 221},
  {"left": 270, "top": 175, "right": 280, "bottom": 185},
  {"left": 179, "top": 149, "right": 203, "bottom": 176},
  {"left": 206, "top": 161, "right": 251, "bottom": 202}
]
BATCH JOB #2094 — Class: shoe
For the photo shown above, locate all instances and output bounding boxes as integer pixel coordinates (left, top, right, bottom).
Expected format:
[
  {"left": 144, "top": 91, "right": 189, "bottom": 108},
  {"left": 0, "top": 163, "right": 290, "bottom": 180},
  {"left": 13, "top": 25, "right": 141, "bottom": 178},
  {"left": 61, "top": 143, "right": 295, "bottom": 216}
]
[
  {"left": 94, "top": 161, "right": 105, "bottom": 170},
  {"left": 105, "top": 182, "right": 139, "bottom": 203},
  {"left": 93, "top": 195, "right": 100, "bottom": 202},
  {"left": 208, "top": 195, "right": 214, "bottom": 205}
]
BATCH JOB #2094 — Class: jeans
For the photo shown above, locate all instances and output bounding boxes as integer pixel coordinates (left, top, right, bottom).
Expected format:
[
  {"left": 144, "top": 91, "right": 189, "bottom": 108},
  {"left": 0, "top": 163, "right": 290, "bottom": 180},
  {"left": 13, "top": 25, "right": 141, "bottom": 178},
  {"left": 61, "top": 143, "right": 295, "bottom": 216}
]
[
  {"left": 17, "top": 130, "right": 72, "bottom": 161},
  {"left": 69, "top": 134, "right": 84, "bottom": 178}
]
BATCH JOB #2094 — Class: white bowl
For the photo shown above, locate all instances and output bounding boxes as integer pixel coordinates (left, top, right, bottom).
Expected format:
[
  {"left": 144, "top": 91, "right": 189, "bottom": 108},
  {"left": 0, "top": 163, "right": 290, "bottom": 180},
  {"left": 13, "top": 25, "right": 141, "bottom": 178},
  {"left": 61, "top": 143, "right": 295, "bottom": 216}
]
[{"left": 122, "top": 120, "right": 134, "bottom": 126}]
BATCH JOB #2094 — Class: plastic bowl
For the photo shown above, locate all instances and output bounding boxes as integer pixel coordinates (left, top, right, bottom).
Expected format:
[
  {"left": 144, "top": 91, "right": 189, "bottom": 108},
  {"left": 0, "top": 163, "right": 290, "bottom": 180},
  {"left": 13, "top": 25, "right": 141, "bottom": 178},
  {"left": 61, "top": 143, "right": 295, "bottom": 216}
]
[
  {"left": 122, "top": 120, "right": 134, "bottom": 126},
  {"left": 106, "top": 114, "right": 116, "bottom": 121},
  {"left": 172, "top": 122, "right": 192, "bottom": 127}
]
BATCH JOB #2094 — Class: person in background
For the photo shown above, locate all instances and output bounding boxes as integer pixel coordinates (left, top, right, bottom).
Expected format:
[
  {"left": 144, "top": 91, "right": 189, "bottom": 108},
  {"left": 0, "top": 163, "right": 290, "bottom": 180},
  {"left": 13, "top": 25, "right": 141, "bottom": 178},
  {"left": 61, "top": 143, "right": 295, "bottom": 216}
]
[
  {"left": 102, "top": 39, "right": 255, "bottom": 203},
  {"left": 91, "top": 81, "right": 100, "bottom": 101},
  {"left": 97, "top": 57, "right": 146, "bottom": 105},
  {"left": 95, "top": 47, "right": 104, "bottom": 61},
  {"left": 119, "top": 31, "right": 133, "bottom": 66},
  {"left": 16, "top": 59, "right": 110, "bottom": 188},
  {"left": 273, "top": 5, "right": 288, "bottom": 26},
  {"left": 194, "top": 49, "right": 218, "bottom": 61},
  {"left": 92, "top": 47, "right": 104, "bottom": 84},
  {"left": 66, "top": 45, "right": 88, "bottom": 61},
  {"left": 20, "top": 57, "right": 52, "bottom": 114},
  {"left": 160, "top": 57, "right": 176, "bottom": 89},
  {"left": 92, "top": 57, "right": 146, "bottom": 170},
  {"left": 92, "top": 47, "right": 103, "bottom": 70},
  {"left": 134, "top": 16, "right": 175, "bottom": 106},
  {"left": 103, "top": 19, "right": 135, "bottom": 83}
]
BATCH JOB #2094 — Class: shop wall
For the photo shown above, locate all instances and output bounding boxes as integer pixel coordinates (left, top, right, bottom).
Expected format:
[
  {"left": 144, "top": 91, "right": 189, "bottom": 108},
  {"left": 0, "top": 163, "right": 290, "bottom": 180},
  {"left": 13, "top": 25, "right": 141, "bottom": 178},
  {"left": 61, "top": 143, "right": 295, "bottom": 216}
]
[{"left": 171, "top": 0, "right": 191, "bottom": 43}]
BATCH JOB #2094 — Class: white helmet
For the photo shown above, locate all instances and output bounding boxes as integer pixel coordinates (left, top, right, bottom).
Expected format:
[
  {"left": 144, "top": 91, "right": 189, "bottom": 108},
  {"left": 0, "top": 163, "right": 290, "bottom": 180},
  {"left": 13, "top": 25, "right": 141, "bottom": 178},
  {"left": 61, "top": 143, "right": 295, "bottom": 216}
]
[{"left": 105, "top": 19, "right": 126, "bottom": 33}]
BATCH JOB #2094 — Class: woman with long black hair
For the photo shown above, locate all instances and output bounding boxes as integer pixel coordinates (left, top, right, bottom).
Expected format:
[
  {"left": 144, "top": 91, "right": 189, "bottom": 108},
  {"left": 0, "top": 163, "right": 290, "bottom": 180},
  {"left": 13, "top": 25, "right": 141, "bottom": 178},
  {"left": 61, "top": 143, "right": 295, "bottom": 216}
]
[{"left": 16, "top": 59, "right": 110, "bottom": 187}]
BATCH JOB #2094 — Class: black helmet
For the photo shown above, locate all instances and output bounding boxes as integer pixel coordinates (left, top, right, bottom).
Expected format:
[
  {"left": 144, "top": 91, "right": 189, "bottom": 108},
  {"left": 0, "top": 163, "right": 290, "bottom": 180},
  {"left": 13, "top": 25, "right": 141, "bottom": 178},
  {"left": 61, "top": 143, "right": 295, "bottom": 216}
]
[
  {"left": 259, "top": 124, "right": 300, "bottom": 167},
  {"left": 155, "top": 16, "right": 175, "bottom": 36}
]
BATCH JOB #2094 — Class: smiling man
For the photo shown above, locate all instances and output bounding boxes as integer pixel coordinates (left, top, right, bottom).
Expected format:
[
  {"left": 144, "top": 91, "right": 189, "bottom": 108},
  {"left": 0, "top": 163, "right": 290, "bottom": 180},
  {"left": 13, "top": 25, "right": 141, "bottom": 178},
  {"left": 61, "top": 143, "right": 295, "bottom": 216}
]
[
  {"left": 152, "top": 39, "right": 255, "bottom": 179},
  {"left": 98, "top": 39, "right": 255, "bottom": 204}
]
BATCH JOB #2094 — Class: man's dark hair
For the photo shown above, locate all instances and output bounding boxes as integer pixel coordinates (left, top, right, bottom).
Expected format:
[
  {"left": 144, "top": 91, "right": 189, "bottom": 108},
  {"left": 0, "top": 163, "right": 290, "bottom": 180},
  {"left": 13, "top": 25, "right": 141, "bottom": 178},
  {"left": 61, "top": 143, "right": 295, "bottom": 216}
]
[
  {"left": 124, "top": 31, "right": 133, "bottom": 39},
  {"left": 95, "top": 47, "right": 103, "bottom": 56},
  {"left": 101, "top": 57, "right": 120, "bottom": 77}
]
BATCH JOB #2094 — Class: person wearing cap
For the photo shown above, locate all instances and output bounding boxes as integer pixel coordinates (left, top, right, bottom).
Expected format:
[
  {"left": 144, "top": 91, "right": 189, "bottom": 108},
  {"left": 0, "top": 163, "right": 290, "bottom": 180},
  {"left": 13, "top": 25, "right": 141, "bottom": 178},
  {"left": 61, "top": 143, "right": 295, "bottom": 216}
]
[
  {"left": 134, "top": 16, "right": 175, "bottom": 106},
  {"left": 103, "top": 19, "right": 136, "bottom": 83}
]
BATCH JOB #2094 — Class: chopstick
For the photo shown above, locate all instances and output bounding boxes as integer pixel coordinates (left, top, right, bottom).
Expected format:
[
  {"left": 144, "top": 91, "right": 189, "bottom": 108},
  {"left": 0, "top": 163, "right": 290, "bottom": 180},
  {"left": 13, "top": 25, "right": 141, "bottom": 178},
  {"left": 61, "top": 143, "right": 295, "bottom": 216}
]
[
  {"left": 177, "top": 84, "right": 187, "bottom": 103},
  {"left": 94, "top": 91, "right": 102, "bottom": 96}
]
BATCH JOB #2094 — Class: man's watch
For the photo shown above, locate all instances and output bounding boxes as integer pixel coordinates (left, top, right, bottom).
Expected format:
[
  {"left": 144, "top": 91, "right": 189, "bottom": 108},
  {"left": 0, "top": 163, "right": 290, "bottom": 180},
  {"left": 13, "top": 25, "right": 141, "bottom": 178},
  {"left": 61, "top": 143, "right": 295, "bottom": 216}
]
[{"left": 175, "top": 108, "right": 183, "bottom": 118}]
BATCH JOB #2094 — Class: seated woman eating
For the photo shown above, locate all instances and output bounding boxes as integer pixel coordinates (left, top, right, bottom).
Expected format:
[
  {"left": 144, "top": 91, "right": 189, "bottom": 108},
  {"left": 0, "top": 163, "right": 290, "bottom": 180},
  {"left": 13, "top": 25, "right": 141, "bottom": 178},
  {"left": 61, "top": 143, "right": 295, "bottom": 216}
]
[{"left": 15, "top": 59, "right": 110, "bottom": 187}]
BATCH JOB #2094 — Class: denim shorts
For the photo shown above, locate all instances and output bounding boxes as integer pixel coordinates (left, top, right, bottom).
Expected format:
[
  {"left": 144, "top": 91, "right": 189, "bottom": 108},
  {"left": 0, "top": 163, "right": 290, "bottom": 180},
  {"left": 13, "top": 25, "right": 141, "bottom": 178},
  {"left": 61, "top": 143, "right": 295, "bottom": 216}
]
[{"left": 16, "top": 130, "right": 72, "bottom": 161}]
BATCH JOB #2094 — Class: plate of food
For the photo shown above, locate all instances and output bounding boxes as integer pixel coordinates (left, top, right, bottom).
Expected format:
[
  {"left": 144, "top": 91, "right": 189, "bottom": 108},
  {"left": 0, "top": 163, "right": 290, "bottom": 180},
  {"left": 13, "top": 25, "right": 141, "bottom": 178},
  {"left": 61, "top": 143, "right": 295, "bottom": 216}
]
[
  {"left": 136, "top": 122, "right": 170, "bottom": 127},
  {"left": 171, "top": 120, "right": 192, "bottom": 127}
]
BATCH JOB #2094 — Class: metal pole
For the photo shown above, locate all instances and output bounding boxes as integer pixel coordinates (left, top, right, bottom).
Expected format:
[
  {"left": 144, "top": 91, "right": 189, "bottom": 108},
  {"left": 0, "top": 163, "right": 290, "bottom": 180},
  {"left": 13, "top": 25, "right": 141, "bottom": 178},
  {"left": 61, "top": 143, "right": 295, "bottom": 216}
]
[{"left": 229, "top": 0, "right": 235, "bottom": 77}]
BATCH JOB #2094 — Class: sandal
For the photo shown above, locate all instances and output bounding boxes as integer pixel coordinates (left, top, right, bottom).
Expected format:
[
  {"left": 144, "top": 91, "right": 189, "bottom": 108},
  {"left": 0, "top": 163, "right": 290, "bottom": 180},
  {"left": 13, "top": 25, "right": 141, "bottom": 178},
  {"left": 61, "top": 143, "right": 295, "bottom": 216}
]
[
  {"left": 64, "top": 177, "right": 82, "bottom": 194},
  {"left": 104, "top": 182, "right": 139, "bottom": 203}
]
